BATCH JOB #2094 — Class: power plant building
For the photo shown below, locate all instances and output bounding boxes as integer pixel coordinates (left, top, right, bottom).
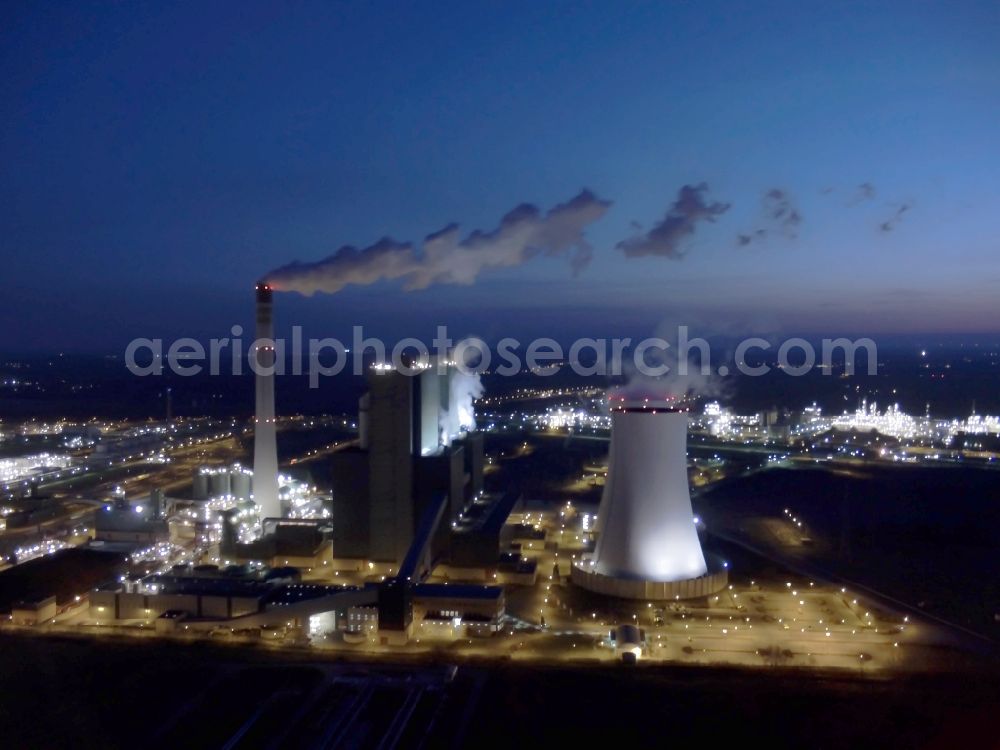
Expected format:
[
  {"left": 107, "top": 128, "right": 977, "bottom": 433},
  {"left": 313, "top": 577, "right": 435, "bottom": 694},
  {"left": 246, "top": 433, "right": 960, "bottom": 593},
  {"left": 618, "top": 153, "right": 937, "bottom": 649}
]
[{"left": 330, "top": 362, "right": 486, "bottom": 568}]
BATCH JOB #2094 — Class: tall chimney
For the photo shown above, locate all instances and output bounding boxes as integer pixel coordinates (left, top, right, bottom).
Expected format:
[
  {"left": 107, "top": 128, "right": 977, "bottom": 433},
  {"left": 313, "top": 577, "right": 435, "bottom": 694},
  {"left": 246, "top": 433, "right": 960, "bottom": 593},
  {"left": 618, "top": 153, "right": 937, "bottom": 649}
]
[{"left": 253, "top": 282, "right": 281, "bottom": 520}]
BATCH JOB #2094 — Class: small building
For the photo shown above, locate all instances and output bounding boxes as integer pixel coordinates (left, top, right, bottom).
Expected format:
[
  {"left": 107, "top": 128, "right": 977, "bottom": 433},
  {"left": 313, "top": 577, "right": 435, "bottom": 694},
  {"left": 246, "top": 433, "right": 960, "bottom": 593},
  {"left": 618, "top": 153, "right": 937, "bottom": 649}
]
[
  {"left": 343, "top": 605, "right": 378, "bottom": 643},
  {"left": 94, "top": 506, "right": 169, "bottom": 546},
  {"left": 610, "top": 624, "right": 646, "bottom": 662},
  {"left": 412, "top": 582, "right": 505, "bottom": 637},
  {"left": 154, "top": 609, "right": 187, "bottom": 634},
  {"left": 11, "top": 595, "right": 57, "bottom": 625}
]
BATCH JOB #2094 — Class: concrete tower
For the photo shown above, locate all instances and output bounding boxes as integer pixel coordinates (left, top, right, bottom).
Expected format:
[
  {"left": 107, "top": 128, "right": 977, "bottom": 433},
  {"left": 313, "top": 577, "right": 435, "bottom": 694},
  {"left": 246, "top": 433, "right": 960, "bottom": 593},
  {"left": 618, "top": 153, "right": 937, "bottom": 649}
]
[
  {"left": 252, "top": 282, "right": 281, "bottom": 520},
  {"left": 572, "top": 402, "right": 727, "bottom": 599}
]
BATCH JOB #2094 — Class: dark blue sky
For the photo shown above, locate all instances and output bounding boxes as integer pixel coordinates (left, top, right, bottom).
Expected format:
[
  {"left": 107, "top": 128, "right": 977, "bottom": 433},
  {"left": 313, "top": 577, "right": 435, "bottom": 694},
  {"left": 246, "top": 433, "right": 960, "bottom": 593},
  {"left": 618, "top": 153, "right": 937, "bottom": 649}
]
[{"left": 2, "top": 1, "right": 998, "bottom": 352}]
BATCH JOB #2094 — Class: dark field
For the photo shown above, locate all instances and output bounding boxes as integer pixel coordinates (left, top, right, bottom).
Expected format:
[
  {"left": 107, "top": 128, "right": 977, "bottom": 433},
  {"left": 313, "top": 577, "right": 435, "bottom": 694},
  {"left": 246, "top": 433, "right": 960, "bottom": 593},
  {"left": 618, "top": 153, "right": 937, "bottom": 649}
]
[
  {"left": 0, "top": 633, "right": 997, "bottom": 748},
  {"left": 697, "top": 464, "right": 1000, "bottom": 640}
]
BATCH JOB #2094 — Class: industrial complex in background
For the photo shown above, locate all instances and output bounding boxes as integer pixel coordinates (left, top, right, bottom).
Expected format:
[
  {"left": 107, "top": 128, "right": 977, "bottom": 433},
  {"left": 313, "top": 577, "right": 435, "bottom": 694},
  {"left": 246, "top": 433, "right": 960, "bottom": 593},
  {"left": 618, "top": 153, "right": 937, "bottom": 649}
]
[
  {"left": 0, "top": 287, "right": 995, "bottom": 674},
  {"left": 69, "top": 287, "right": 739, "bottom": 649}
]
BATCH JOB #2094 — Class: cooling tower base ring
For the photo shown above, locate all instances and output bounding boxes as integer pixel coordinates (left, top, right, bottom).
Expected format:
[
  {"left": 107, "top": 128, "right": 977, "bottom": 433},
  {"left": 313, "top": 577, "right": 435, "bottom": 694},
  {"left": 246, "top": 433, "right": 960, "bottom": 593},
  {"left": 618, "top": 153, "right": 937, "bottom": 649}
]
[{"left": 570, "top": 555, "right": 729, "bottom": 601}]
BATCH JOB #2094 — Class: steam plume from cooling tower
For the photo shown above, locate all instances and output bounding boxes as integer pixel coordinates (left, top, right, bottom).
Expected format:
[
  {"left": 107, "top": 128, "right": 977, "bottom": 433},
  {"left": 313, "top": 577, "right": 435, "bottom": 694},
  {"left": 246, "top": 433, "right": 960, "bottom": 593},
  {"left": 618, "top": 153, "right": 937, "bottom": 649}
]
[
  {"left": 608, "top": 370, "right": 720, "bottom": 407},
  {"left": 609, "top": 343, "right": 725, "bottom": 407},
  {"left": 608, "top": 316, "right": 752, "bottom": 406},
  {"left": 263, "top": 190, "right": 611, "bottom": 295},
  {"left": 440, "top": 370, "right": 485, "bottom": 441}
]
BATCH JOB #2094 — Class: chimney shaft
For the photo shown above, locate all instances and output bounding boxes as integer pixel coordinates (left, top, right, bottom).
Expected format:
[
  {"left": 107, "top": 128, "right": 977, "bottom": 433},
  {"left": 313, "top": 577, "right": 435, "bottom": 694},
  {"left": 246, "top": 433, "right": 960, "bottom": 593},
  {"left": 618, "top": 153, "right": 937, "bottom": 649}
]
[{"left": 253, "top": 282, "right": 281, "bottom": 520}]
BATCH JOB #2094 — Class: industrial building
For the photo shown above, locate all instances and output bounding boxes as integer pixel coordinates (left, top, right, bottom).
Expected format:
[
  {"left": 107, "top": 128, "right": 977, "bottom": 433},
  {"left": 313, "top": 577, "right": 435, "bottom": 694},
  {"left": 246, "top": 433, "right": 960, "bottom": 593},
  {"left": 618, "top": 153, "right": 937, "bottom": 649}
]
[
  {"left": 412, "top": 583, "right": 505, "bottom": 638},
  {"left": 10, "top": 595, "right": 57, "bottom": 626},
  {"left": 78, "top": 293, "right": 511, "bottom": 645},
  {"left": 329, "top": 361, "right": 488, "bottom": 569},
  {"left": 88, "top": 565, "right": 505, "bottom": 641},
  {"left": 0, "top": 547, "right": 127, "bottom": 619},
  {"left": 93, "top": 497, "right": 169, "bottom": 546},
  {"left": 249, "top": 287, "right": 508, "bottom": 583},
  {"left": 572, "top": 401, "right": 728, "bottom": 600},
  {"left": 219, "top": 515, "right": 333, "bottom": 570},
  {"left": 447, "top": 489, "right": 521, "bottom": 570}
]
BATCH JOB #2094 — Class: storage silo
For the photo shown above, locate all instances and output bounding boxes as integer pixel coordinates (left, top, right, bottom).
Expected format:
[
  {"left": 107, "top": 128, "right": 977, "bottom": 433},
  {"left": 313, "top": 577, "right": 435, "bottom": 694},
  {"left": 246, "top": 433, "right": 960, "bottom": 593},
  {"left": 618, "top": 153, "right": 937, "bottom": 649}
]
[
  {"left": 193, "top": 470, "right": 209, "bottom": 500},
  {"left": 230, "top": 467, "right": 252, "bottom": 501},
  {"left": 209, "top": 469, "right": 231, "bottom": 498}
]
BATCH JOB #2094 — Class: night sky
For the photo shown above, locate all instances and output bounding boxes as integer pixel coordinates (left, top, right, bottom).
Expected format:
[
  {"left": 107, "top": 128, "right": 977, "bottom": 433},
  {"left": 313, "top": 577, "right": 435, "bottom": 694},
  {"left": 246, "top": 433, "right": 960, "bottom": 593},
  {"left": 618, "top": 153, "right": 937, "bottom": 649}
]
[{"left": 2, "top": 1, "right": 998, "bottom": 352}]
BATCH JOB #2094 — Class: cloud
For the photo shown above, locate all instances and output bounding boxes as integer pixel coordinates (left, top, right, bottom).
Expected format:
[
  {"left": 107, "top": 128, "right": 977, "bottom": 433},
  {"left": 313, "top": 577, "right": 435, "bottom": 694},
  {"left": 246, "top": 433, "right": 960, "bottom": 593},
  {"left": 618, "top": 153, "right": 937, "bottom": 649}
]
[
  {"left": 737, "top": 188, "right": 801, "bottom": 246},
  {"left": 855, "top": 182, "right": 876, "bottom": 203},
  {"left": 764, "top": 188, "right": 802, "bottom": 236},
  {"left": 264, "top": 189, "right": 611, "bottom": 295},
  {"left": 819, "top": 182, "right": 875, "bottom": 203},
  {"left": 737, "top": 229, "right": 767, "bottom": 247},
  {"left": 879, "top": 202, "right": 911, "bottom": 232},
  {"left": 617, "top": 183, "right": 730, "bottom": 259}
]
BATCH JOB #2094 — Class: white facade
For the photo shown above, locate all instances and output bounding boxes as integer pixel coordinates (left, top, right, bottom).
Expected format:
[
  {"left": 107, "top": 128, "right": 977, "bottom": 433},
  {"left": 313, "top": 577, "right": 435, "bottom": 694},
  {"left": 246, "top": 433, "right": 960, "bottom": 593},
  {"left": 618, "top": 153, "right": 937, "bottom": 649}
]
[
  {"left": 416, "top": 362, "right": 483, "bottom": 456},
  {"left": 590, "top": 408, "right": 707, "bottom": 583}
]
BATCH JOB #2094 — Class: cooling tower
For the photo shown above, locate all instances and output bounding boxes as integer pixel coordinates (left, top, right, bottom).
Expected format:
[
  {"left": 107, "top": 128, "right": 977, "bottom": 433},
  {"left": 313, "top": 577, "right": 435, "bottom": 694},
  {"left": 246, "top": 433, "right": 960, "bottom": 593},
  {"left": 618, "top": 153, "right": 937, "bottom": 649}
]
[
  {"left": 572, "top": 403, "right": 727, "bottom": 600},
  {"left": 252, "top": 282, "right": 281, "bottom": 519}
]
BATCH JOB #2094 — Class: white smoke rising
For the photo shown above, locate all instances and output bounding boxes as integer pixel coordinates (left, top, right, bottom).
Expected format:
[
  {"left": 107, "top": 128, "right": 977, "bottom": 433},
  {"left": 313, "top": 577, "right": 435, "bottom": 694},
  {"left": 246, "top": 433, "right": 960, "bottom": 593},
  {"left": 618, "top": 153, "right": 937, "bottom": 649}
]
[
  {"left": 609, "top": 366, "right": 722, "bottom": 405},
  {"left": 440, "top": 370, "right": 485, "bottom": 442},
  {"left": 264, "top": 190, "right": 611, "bottom": 295},
  {"left": 608, "top": 319, "right": 739, "bottom": 405}
]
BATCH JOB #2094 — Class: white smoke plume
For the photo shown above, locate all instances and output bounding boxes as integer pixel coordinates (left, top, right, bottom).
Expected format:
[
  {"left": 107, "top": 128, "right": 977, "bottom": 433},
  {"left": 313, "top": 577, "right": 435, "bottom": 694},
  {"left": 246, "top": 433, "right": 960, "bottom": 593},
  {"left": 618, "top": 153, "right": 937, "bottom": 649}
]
[
  {"left": 439, "top": 370, "right": 485, "bottom": 442},
  {"left": 608, "top": 362, "right": 724, "bottom": 406},
  {"left": 617, "top": 183, "right": 730, "bottom": 258},
  {"left": 879, "top": 202, "right": 911, "bottom": 232},
  {"left": 737, "top": 187, "right": 802, "bottom": 246},
  {"left": 607, "top": 317, "right": 745, "bottom": 406},
  {"left": 854, "top": 182, "right": 876, "bottom": 203},
  {"left": 264, "top": 190, "right": 611, "bottom": 295}
]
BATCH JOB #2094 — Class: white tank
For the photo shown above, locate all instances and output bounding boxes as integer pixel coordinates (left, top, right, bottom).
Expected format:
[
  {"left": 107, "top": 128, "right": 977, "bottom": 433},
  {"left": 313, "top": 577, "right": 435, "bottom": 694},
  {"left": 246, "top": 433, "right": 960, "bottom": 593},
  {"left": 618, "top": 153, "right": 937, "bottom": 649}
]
[
  {"left": 591, "top": 407, "right": 707, "bottom": 582},
  {"left": 230, "top": 470, "right": 252, "bottom": 501},
  {"left": 209, "top": 471, "right": 231, "bottom": 498},
  {"left": 193, "top": 472, "right": 209, "bottom": 500}
]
